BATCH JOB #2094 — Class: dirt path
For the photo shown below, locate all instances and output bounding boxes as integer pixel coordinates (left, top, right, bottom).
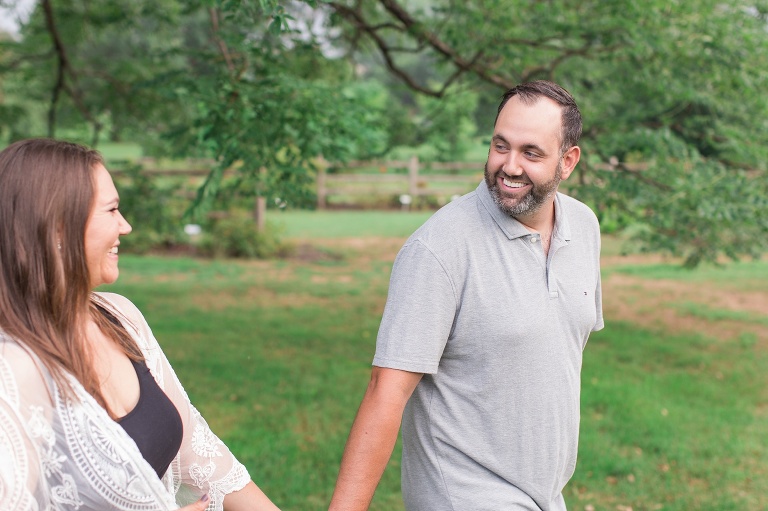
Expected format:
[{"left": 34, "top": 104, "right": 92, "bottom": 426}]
[
  {"left": 602, "top": 272, "right": 767, "bottom": 346},
  {"left": 307, "top": 237, "right": 768, "bottom": 347}
]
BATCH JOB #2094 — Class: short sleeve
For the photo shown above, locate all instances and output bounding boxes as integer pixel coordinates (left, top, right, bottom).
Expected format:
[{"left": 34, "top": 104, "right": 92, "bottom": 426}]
[
  {"left": 591, "top": 223, "right": 604, "bottom": 333},
  {"left": 373, "top": 239, "right": 457, "bottom": 374},
  {"left": 592, "top": 265, "right": 604, "bottom": 332},
  {"left": 95, "top": 293, "right": 251, "bottom": 511}
]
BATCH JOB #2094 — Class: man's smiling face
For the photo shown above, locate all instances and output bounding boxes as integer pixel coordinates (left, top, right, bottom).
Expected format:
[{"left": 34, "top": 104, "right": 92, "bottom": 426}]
[{"left": 484, "top": 95, "right": 567, "bottom": 220}]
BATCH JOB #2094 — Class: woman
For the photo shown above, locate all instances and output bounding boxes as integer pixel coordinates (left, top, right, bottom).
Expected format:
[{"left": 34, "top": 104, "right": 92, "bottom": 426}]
[{"left": 0, "top": 139, "right": 280, "bottom": 511}]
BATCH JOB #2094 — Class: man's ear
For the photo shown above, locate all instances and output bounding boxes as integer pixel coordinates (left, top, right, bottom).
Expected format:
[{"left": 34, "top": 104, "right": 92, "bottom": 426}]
[{"left": 559, "top": 145, "right": 581, "bottom": 181}]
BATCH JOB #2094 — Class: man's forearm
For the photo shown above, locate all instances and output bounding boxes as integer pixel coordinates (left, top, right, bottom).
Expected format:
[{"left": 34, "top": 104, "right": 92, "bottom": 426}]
[
  {"left": 328, "top": 396, "right": 402, "bottom": 510},
  {"left": 329, "top": 368, "right": 422, "bottom": 511}
]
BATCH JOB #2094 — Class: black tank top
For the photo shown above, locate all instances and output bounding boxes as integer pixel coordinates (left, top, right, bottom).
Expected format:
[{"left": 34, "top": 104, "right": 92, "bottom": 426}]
[
  {"left": 96, "top": 304, "right": 183, "bottom": 479},
  {"left": 116, "top": 358, "right": 183, "bottom": 479}
]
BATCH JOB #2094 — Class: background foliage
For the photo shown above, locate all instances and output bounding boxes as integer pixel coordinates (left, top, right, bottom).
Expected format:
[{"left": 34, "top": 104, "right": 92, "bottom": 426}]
[{"left": 1, "top": 0, "right": 767, "bottom": 264}]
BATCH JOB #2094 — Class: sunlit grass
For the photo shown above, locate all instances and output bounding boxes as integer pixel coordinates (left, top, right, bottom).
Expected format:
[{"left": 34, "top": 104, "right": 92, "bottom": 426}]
[
  {"left": 274, "top": 209, "right": 433, "bottom": 239},
  {"left": 101, "top": 224, "right": 768, "bottom": 510},
  {"left": 573, "top": 322, "right": 767, "bottom": 510},
  {"left": 609, "top": 259, "right": 768, "bottom": 292}
]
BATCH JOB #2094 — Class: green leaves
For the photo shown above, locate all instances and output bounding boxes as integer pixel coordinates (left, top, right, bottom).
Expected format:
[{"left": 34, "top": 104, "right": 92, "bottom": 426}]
[
  {"left": 325, "top": 0, "right": 768, "bottom": 265},
  {"left": 580, "top": 127, "right": 767, "bottom": 266},
  {"left": 3, "top": 0, "right": 766, "bottom": 265}
]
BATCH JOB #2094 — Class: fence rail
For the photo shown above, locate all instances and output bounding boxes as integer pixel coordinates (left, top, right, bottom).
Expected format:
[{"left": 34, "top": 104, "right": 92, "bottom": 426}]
[
  {"left": 317, "top": 156, "right": 483, "bottom": 209},
  {"left": 111, "top": 156, "right": 648, "bottom": 211}
]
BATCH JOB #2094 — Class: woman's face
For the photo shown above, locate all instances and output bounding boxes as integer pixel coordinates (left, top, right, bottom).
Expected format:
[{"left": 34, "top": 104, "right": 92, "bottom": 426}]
[{"left": 84, "top": 164, "right": 132, "bottom": 288}]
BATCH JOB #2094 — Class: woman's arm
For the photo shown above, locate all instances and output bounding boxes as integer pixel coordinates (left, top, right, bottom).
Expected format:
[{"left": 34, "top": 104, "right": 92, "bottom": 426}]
[
  {"left": 97, "top": 293, "right": 279, "bottom": 510},
  {"left": 223, "top": 481, "right": 281, "bottom": 511}
]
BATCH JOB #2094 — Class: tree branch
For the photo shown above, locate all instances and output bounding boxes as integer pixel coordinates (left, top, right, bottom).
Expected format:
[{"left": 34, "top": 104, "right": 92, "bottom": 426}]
[
  {"left": 593, "top": 149, "right": 673, "bottom": 192},
  {"left": 330, "top": 2, "right": 448, "bottom": 97},
  {"left": 208, "top": 7, "right": 237, "bottom": 78},
  {"left": 330, "top": 1, "right": 626, "bottom": 97},
  {"left": 0, "top": 50, "right": 54, "bottom": 71},
  {"left": 41, "top": 0, "right": 101, "bottom": 140},
  {"left": 376, "top": 0, "right": 515, "bottom": 89},
  {"left": 521, "top": 41, "right": 595, "bottom": 82}
]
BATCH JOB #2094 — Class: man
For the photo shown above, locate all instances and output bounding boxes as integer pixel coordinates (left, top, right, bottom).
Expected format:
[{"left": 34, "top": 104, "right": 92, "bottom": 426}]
[{"left": 329, "top": 81, "right": 603, "bottom": 511}]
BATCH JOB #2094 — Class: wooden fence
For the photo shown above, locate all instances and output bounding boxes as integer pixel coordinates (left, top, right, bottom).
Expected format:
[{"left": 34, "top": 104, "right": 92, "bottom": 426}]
[
  {"left": 112, "top": 156, "right": 485, "bottom": 212},
  {"left": 317, "top": 156, "right": 484, "bottom": 210},
  {"left": 114, "top": 156, "right": 646, "bottom": 212}
]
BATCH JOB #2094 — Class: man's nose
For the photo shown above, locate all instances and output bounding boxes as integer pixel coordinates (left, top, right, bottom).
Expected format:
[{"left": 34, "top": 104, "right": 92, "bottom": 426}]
[{"left": 501, "top": 153, "right": 523, "bottom": 175}]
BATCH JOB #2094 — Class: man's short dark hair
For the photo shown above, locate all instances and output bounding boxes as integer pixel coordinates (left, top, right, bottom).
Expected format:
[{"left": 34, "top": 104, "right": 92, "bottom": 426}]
[{"left": 495, "top": 80, "right": 582, "bottom": 154}]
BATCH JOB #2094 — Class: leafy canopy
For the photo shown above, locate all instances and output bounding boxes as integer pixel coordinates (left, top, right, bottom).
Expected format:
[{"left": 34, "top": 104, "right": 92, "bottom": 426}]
[
  {"left": 323, "top": 0, "right": 768, "bottom": 265},
  {"left": 1, "top": 0, "right": 766, "bottom": 265}
]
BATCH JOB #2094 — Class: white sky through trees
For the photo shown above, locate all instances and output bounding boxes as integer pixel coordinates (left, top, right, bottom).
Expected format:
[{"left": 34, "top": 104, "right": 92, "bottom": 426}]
[{"left": 0, "top": 0, "right": 36, "bottom": 38}]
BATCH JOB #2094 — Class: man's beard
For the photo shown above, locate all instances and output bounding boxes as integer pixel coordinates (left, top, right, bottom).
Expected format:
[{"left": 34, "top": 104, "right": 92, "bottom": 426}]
[{"left": 484, "top": 161, "right": 562, "bottom": 218}]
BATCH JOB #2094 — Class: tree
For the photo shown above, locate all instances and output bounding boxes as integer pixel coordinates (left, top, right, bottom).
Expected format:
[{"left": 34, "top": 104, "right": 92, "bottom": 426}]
[
  {"left": 0, "top": 0, "right": 196, "bottom": 146},
  {"left": 323, "top": 0, "right": 768, "bottom": 265},
  {"left": 0, "top": 0, "right": 387, "bottom": 220},
  {"left": 167, "top": 1, "right": 388, "bottom": 220},
  {"left": 2, "top": 0, "right": 766, "bottom": 264}
]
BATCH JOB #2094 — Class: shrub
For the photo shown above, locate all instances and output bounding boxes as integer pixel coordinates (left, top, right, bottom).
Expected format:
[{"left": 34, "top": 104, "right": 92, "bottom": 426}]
[
  {"left": 114, "top": 164, "right": 189, "bottom": 252},
  {"left": 198, "top": 211, "right": 291, "bottom": 259}
]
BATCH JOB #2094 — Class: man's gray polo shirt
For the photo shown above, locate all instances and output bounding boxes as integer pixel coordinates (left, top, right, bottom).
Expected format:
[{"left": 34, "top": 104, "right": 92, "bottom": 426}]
[{"left": 373, "top": 181, "right": 604, "bottom": 511}]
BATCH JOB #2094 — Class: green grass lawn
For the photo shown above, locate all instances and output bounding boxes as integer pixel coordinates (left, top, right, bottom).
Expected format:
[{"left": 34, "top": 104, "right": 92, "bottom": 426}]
[
  {"left": 100, "top": 215, "right": 768, "bottom": 510},
  {"left": 274, "top": 209, "right": 434, "bottom": 239}
]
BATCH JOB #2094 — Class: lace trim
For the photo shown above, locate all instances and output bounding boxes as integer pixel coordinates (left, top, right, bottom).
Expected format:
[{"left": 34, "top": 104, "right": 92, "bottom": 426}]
[
  {"left": 192, "top": 422, "right": 224, "bottom": 459},
  {"left": 0, "top": 355, "right": 20, "bottom": 407},
  {"left": 0, "top": 405, "right": 37, "bottom": 510},
  {"left": 194, "top": 462, "right": 250, "bottom": 511},
  {"left": 57, "top": 382, "right": 174, "bottom": 509}
]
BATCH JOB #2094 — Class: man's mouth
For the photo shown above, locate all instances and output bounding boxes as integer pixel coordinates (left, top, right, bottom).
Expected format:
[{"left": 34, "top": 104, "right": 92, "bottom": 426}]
[
  {"left": 501, "top": 176, "right": 529, "bottom": 189},
  {"left": 109, "top": 246, "right": 119, "bottom": 255}
]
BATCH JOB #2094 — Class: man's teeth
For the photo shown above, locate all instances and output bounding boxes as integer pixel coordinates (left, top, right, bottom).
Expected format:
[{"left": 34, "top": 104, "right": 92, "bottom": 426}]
[
  {"left": 109, "top": 247, "right": 118, "bottom": 255},
  {"left": 503, "top": 178, "right": 526, "bottom": 188}
]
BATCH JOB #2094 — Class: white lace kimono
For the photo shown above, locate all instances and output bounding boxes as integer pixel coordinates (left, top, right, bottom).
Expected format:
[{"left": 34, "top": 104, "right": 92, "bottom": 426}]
[{"left": 0, "top": 292, "right": 251, "bottom": 510}]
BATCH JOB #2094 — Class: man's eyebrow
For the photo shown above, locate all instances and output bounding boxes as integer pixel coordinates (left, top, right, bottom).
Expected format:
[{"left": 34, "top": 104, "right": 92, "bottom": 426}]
[
  {"left": 521, "top": 143, "right": 547, "bottom": 154},
  {"left": 493, "top": 135, "right": 547, "bottom": 155}
]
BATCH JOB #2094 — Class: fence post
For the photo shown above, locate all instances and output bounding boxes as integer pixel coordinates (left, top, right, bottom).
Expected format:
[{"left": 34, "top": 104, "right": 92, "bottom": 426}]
[
  {"left": 317, "top": 164, "right": 327, "bottom": 210},
  {"left": 254, "top": 167, "right": 267, "bottom": 232},
  {"left": 408, "top": 155, "right": 419, "bottom": 198}
]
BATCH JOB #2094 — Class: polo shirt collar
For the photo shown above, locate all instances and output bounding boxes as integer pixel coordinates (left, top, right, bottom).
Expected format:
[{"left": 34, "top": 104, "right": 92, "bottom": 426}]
[{"left": 476, "top": 181, "right": 572, "bottom": 242}]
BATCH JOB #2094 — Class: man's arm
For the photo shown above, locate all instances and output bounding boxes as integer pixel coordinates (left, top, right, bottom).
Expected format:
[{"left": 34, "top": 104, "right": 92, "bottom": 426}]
[{"left": 329, "top": 366, "right": 423, "bottom": 511}]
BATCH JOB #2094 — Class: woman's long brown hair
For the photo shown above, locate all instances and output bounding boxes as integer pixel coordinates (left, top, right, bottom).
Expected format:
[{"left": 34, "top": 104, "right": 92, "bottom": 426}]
[{"left": 0, "top": 138, "right": 142, "bottom": 417}]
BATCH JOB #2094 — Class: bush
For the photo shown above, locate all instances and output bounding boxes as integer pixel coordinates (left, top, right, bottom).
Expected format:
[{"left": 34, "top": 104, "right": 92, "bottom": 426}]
[
  {"left": 121, "top": 230, "right": 188, "bottom": 255},
  {"left": 114, "top": 164, "right": 189, "bottom": 252},
  {"left": 198, "top": 211, "right": 291, "bottom": 259},
  {"left": 114, "top": 166, "right": 293, "bottom": 259}
]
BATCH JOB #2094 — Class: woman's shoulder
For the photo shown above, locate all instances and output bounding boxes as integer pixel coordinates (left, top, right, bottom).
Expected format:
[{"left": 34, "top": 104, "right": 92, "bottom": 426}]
[
  {"left": 93, "top": 291, "right": 138, "bottom": 311},
  {"left": 0, "top": 337, "right": 52, "bottom": 403},
  {"left": 93, "top": 292, "right": 146, "bottom": 323},
  {"left": 0, "top": 338, "right": 40, "bottom": 370},
  {"left": 92, "top": 292, "right": 155, "bottom": 347}
]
